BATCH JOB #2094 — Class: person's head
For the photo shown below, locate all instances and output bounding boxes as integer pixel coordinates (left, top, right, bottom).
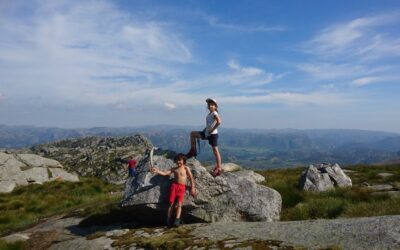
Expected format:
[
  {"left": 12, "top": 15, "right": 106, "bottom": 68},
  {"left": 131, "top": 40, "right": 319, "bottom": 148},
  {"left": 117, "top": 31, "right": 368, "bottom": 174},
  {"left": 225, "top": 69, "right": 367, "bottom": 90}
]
[
  {"left": 206, "top": 98, "right": 218, "bottom": 112},
  {"left": 174, "top": 153, "right": 187, "bottom": 167}
]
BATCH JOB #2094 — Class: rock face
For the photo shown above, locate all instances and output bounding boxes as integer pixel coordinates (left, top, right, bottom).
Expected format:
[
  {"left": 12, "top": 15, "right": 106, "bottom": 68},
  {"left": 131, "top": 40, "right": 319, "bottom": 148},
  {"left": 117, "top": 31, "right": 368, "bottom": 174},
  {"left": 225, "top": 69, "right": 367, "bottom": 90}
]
[
  {"left": 30, "top": 135, "right": 152, "bottom": 183},
  {"left": 121, "top": 154, "right": 281, "bottom": 223},
  {"left": 299, "top": 163, "right": 352, "bottom": 192},
  {"left": 0, "top": 152, "right": 79, "bottom": 193}
]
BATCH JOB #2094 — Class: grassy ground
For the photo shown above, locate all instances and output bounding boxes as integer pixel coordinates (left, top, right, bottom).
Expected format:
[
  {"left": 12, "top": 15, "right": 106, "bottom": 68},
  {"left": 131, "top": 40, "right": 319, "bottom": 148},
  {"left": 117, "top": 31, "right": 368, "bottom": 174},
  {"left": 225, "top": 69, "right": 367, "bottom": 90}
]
[
  {"left": 0, "top": 178, "right": 122, "bottom": 236},
  {"left": 257, "top": 164, "right": 400, "bottom": 221}
]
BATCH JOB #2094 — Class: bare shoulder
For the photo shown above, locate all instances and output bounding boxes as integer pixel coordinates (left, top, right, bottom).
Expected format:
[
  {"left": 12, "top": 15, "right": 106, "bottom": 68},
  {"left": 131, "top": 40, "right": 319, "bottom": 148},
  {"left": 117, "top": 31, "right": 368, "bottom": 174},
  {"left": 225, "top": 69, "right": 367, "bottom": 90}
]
[{"left": 185, "top": 166, "right": 193, "bottom": 174}]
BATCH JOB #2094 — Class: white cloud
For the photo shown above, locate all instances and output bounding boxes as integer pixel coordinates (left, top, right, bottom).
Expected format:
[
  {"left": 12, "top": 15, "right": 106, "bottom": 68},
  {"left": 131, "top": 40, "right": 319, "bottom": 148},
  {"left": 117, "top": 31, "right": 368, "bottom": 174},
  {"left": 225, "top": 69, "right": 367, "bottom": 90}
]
[
  {"left": 164, "top": 102, "right": 177, "bottom": 110},
  {"left": 219, "top": 92, "right": 353, "bottom": 106},
  {"left": 299, "top": 13, "right": 400, "bottom": 86},
  {"left": 206, "top": 16, "right": 286, "bottom": 32},
  {"left": 0, "top": 0, "right": 192, "bottom": 109},
  {"left": 306, "top": 13, "right": 400, "bottom": 59},
  {"left": 298, "top": 62, "right": 389, "bottom": 80},
  {"left": 222, "top": 59, "right": 278, "bottom": 86},
  {"left": 351, "top": 77, "right": 381, "bottom": 87}
]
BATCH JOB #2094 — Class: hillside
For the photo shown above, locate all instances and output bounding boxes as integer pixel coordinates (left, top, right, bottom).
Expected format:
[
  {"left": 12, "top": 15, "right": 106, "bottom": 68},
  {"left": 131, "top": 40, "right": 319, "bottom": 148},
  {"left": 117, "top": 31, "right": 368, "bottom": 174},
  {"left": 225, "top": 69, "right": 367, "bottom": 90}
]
[{"left": 1, "top": 125, "right": 400, "bottom": 168}]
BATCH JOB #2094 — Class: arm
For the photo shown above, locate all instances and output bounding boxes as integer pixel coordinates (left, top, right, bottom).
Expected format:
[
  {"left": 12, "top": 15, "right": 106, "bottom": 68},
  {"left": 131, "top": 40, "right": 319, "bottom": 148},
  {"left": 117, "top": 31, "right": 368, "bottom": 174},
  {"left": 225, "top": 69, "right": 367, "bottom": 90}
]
[
  {"left": 186, "top": 166, "right": 196, "bottom": 196},
  {"left": 151, "top": 166, "right": 172, "bottom": 176},
  {"left": 208, "top": 113, "right": 221, "bottom": 134}
]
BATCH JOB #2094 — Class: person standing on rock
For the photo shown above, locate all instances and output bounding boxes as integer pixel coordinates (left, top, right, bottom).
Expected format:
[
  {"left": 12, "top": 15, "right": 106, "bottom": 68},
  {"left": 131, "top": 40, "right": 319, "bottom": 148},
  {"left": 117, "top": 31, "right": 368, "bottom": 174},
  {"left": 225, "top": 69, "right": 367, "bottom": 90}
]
[
  {"left": 126, "top": 156, "right": 137, "bottom": 177},
  {"left": 151, "top": 154, "right": 196, "bottom": 227},
  {"left": 186, "top": 98, "right": 222, "bottom": 177}
]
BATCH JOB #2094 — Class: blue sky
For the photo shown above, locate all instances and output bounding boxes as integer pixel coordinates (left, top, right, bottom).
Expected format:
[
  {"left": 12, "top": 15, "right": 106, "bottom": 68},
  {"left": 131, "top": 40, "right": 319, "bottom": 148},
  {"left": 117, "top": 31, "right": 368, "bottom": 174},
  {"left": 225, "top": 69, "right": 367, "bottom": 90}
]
[{"left": 0, "top": 0, "right": 399, "bottom": 132}]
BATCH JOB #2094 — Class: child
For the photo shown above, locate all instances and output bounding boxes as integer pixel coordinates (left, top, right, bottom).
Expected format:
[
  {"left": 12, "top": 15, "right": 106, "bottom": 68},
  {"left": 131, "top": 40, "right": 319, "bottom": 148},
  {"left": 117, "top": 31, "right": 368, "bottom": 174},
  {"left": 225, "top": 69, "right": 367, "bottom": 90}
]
[
  {"left": 151, "top": 154, "right": 196, "bottom": 227},
  {"left": 126, "top": 156, "right": 137, "bottom": 177},
  {"left": 186, "top": 98, "right": 222, "bottom": 177}
]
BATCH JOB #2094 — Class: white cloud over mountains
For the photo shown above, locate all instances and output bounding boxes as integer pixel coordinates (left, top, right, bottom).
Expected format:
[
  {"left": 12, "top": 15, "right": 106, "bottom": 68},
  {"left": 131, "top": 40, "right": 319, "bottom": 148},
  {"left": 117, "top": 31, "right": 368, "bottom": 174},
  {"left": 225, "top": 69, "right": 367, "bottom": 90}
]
[{"left": 301, "top": 13, "right": 400, "bottom": 87}]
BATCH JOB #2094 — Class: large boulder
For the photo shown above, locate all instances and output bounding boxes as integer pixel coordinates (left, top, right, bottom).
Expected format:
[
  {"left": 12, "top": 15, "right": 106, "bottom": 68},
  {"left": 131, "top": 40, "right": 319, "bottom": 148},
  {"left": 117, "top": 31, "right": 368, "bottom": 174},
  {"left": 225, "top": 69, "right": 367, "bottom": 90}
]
[
  {"left": 121, "top": 154, "right": 281, "bottom": 224},
  {"left": 0, "top": 151, "right": 79, "bottom": 193},
  {"left": 299, "top": 163, "right": 352, "bottom": 192}
]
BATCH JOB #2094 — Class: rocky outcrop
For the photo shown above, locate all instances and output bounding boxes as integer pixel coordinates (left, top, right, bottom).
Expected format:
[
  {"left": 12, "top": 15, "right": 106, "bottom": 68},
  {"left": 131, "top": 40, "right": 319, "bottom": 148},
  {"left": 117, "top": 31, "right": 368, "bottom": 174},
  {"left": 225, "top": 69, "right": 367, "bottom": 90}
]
[
  {"left": 0, "top": 152, "right": 79, "bottom": 193},
  {"left": 299, "top": 163, "right": 352, "bottom": 192},
  {"left": 30, "top": 135, "right": 152, "bottom": 183},
  {"left": 121, "top": 154, "right": 281, "bottom": 223}
]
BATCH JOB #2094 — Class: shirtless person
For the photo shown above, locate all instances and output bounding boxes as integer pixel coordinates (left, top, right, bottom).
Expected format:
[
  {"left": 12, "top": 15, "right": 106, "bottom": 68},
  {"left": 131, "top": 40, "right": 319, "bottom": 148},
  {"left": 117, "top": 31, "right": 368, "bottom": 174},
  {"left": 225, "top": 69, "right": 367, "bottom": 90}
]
[{"left": 151, "top": 154, "right": 196, "bottom": 227}]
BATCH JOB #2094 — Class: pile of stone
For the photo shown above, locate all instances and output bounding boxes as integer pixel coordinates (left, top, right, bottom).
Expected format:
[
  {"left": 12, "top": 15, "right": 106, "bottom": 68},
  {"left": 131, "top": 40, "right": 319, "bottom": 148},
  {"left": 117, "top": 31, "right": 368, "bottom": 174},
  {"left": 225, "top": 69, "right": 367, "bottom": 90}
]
[{"left": 299, "top": 163, "right": 352, "bottom": 192}]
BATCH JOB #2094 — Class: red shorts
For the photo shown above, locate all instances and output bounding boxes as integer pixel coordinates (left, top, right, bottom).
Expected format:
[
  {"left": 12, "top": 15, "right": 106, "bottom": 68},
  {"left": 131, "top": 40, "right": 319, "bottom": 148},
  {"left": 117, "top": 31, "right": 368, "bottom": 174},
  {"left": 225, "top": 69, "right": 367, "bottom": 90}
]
[{"left": 169, "top": 182, "right": 186, "bottom": 204}]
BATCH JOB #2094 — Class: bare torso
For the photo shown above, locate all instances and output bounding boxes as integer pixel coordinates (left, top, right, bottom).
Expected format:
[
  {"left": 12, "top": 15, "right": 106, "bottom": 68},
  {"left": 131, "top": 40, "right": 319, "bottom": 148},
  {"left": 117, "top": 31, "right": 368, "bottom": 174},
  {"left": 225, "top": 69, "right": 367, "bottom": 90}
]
[{"left": 171, "top": 166, "right": 188, "bottom": 184}]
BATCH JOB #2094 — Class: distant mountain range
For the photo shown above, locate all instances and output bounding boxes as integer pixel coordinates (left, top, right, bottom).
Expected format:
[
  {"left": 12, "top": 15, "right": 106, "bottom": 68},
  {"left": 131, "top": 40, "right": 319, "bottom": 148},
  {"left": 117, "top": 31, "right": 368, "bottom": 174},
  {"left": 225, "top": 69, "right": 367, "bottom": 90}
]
[{"left": 1, "top": 124, "right": 400, "bottom": 168}]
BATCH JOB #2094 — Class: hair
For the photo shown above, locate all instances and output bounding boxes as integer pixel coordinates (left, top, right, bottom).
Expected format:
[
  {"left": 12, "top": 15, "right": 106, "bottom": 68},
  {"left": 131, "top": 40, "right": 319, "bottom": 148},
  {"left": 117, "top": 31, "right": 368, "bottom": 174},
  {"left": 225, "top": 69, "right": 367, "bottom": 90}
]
[
  {"left": 207, "top": 102, "right": 219, "bottom": 113},
  {"left": 174, "top": 153, "right": 187, "bottom": 164}
]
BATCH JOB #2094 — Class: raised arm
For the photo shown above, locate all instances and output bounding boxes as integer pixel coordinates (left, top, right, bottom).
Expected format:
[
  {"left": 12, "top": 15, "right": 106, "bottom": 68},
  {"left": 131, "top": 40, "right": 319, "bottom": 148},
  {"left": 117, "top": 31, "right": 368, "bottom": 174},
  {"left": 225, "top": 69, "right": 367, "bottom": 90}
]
[{"left": 151, "top": 166, "right": 172, "bottom": 176}]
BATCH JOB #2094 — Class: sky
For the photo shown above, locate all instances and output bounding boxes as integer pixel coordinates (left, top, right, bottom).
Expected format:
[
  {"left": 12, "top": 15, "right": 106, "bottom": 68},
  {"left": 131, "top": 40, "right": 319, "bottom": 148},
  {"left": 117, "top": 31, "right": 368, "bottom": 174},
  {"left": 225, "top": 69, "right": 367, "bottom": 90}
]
[{"left": 0, "top": 0, "right": 399, "bottom": 132}]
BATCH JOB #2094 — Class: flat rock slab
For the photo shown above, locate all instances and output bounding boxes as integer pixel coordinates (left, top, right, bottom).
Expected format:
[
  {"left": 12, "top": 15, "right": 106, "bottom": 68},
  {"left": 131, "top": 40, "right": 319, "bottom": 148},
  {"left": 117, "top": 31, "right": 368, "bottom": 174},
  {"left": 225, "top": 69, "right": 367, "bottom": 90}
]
[
  {"left": 192, "top": 215, "right": 400, "bottom": 250},
  {"left": 3, "top": 215, "right": 400, "bottom": 249}
]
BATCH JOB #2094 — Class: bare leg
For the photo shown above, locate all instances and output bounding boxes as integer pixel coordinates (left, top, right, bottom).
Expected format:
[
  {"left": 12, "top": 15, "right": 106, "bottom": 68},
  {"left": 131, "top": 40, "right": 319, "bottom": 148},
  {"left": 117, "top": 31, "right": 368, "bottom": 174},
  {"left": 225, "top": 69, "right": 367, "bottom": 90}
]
[
  {"left": 175, "top": 202, "right": 183, "bottom": 219},
  {"left": 212, "top": 146, "right": 222, "bottom": 170},
  {"left": 187, "top": 131, "right": 202, "bottom": 157},
  {"left": 190, "top": 131, "right": 202, "bottom": 149},
  {"left": 167, "top": 203, "right": 174, "bottom": 225}
]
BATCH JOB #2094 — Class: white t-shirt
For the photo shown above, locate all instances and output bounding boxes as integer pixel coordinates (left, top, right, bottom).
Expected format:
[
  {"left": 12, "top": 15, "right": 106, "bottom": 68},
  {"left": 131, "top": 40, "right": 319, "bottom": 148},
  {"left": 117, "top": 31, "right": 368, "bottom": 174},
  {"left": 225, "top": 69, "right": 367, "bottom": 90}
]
[{"left": 205, "top": 111, "right": 219, "bottom": 136}]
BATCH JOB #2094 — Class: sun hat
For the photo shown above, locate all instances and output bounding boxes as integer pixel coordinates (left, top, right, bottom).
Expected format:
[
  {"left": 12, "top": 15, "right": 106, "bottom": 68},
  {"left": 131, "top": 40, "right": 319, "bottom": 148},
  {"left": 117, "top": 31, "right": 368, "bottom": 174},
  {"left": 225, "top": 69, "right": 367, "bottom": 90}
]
[{"left": 206, "top": 98, "right": 218, "bottom": 107}]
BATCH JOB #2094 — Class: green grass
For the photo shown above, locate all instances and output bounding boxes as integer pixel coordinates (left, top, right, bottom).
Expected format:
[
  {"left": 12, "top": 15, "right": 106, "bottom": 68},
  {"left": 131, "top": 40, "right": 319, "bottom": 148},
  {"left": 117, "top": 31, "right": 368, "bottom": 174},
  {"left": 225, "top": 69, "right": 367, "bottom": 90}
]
[
  {"left": 257, "top": 164, "right": 400, "bottom": 221},
  {"left": 0, "top": 239, "right": 25, "bottom": 250},
  {"left": 0, "top": 178, "right": 122, "bottom": 236}
]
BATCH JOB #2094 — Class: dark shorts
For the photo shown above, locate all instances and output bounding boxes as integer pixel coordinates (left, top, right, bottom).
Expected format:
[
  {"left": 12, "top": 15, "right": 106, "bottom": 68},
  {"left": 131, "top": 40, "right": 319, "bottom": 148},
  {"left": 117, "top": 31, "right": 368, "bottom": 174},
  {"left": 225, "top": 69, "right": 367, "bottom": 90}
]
[
  {"left": 128, "top": 168, "right": 136, "bottom": 177},
  {"left": 199, "top": 130, "right": 219, "bottom": 147}
]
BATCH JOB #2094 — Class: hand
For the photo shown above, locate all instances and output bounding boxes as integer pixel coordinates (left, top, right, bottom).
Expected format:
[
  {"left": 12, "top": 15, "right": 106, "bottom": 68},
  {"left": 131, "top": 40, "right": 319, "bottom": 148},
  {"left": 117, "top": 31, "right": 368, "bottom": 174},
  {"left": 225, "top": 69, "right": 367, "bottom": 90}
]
[{"left": 190, "top": 187, "right": 197, "bottom": 197}]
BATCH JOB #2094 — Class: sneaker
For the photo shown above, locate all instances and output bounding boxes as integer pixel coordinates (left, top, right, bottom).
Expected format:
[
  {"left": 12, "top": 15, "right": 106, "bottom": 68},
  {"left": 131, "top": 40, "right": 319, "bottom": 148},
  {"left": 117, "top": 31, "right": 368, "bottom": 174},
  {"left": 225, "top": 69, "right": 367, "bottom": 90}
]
[
  {"left": 185, "top": 148, "right": 197, "bottom": 158},
  {"left": 166, "top": 218, "right": 173, "bottom": 228},
  {"left": 173, "top": 218, "right": 181, "bottom": 227}
]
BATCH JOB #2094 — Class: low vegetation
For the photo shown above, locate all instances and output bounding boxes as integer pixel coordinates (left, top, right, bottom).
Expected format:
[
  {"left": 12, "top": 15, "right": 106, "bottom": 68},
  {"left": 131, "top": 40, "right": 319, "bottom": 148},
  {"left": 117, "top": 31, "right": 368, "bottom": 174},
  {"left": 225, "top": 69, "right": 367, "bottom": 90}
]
[
  {"left": 257, "top": 164, "right": 400, "bottom": 221},
  {"left": 0, "top": 178, "right": 122, "bottom": 236}
]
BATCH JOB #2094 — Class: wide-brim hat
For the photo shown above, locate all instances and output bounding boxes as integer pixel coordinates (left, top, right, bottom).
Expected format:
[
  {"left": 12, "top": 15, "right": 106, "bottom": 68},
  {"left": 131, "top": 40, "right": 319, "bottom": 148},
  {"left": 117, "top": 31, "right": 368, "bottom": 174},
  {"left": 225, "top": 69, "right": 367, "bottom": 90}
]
[{"left": 206, "top": 98, "right": 218, "bottom": 107}]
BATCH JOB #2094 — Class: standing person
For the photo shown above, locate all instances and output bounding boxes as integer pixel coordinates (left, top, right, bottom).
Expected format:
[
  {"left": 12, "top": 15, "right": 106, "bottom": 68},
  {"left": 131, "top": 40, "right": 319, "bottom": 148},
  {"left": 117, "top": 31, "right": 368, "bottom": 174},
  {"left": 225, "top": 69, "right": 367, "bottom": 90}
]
[
  {"left": 151, "top": 154, "right": 196, "bottom": 227},
  {"left": 186, "top": 98, "right": 222, "bottom": 177},
  {"left": 126, "top": 156, "right": 137, "bottom": 177}
]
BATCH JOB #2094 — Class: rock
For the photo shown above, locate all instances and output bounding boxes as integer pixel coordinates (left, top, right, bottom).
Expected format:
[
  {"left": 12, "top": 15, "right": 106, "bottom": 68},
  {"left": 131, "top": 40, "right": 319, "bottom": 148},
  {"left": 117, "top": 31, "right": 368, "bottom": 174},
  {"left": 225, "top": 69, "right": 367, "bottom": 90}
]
[
  {"left": 16, "top": 154, "right": 62, "bottom": 168},
  {"left": 121, "top": 155, "right": 281, "bottom": 223},
  {"left": 48, "top": 168, "right": 79, "bottom": 182},
  {"left": 105, "top": 229, "right": 129, "bottom": 237},
  {"left": 342, "top": 169, "right": 356, "bottom": 173},
  {"left": 231, "top": 170, "right": 265, "bottom": 183},
  {"left": 377, "top": 172, "right": 394, "bottom": 178},
  {"left": 299, "top": 163, "right": 352, "bottom": 192},
  {"left": 206, "top": 162, "right": 242, "bottom": 173},
  {"left": 0, "top": 151, "right": 79, "bottom": 193},
  {"left": 366, "top": 184, "right": 393, "bottom": 192},
  {"left": 1, "top": 233, "right": 30, "bottom": 243}
]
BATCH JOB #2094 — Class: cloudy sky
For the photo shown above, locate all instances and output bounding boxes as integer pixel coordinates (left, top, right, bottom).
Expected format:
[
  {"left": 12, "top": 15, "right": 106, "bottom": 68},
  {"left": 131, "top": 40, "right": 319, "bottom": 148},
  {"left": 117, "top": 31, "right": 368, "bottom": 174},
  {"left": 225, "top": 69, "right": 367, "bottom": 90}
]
[{"left": 0, "top": 0, "right": 399, "bottom": 132}]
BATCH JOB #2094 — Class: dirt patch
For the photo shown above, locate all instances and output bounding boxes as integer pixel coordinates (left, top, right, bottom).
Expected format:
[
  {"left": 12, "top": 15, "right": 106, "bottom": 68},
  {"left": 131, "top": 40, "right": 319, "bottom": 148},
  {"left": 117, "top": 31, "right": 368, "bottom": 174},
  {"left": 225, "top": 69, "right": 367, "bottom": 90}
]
[{"left": 24, "top": 230, "right": 60, "bottom": 250}]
